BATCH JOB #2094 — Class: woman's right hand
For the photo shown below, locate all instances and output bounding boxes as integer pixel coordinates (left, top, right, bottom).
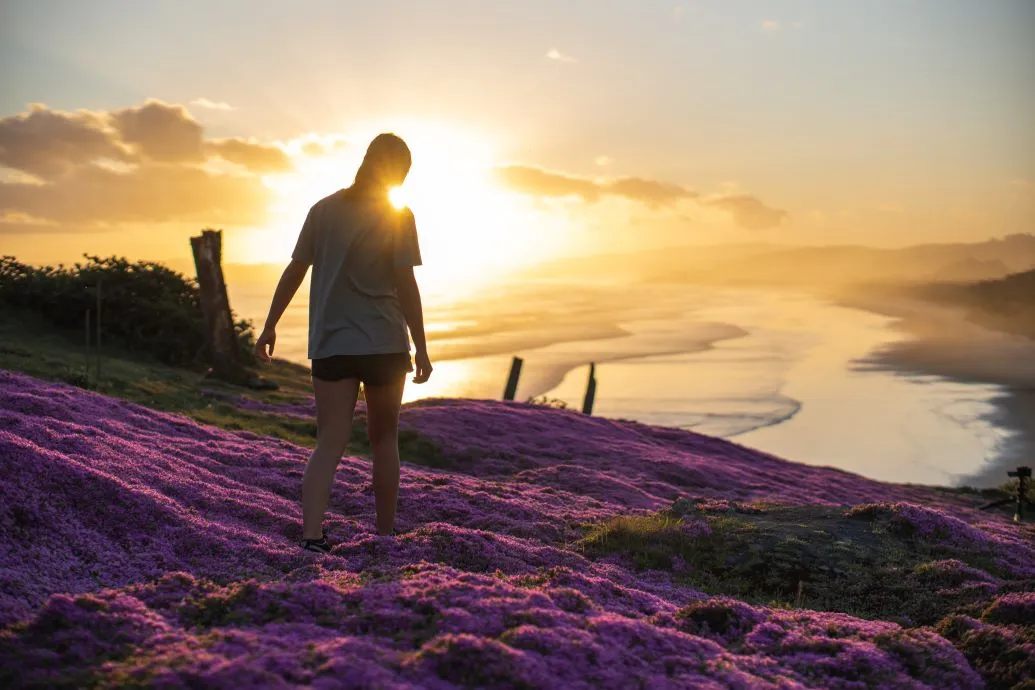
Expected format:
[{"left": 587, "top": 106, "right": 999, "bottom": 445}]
[
  {"left": 254, "top": 327, "right": 276, "bottom": 363},
  {"left": 413, "top": 349, "right": 433, "bottom": 384}
]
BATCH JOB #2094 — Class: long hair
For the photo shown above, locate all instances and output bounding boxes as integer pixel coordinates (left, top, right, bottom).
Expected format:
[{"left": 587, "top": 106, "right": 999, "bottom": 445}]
[{"left": 353, "top": 133, "right": 412, "bottom": 191}]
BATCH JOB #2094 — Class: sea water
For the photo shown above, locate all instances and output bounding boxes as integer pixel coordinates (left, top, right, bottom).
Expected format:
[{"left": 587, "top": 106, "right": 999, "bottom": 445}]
[{"left": 230, "top": 280, "right": 1014, "bottom": 487}]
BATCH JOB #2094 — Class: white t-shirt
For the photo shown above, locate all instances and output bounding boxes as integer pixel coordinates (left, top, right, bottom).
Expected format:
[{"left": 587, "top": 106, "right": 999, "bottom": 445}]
[{"left": 291, "top": 188, "right": 422, "bottom": 360}]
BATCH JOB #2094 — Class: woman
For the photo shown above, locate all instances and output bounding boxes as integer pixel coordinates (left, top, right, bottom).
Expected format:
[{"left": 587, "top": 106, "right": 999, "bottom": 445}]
[{"left": 254, "top": 133, "right": 432, "bottom": 553}]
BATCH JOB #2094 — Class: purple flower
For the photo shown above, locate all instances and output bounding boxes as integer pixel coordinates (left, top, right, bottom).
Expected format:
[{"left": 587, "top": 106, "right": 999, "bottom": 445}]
[{"left": 0, "top": 369, "right": 1021, "bottom": 689}]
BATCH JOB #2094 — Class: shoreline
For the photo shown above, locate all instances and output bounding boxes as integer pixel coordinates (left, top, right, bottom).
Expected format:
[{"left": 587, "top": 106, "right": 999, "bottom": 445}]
[
  {"left": 245, "top": 278, "right": 1031, "bottom": 488},
  {"left": 724, "top": 395, "right": 804, "bottom": 438},
  {"left": 838, "top": 292, "right": 1035, "bottom": 488},
  {"left": 503, "top": 321, "right": 751, "bottom": 402}
]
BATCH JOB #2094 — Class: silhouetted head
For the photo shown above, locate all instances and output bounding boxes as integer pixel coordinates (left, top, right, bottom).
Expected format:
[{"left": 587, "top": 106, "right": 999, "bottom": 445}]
[{"left": 353, "top": 133, "right": 412, "bottom": 192}]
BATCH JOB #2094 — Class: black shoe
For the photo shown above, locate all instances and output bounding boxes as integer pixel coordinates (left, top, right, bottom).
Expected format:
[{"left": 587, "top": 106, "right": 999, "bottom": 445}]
[{"left": 301, "top": 535, "right": 331, "bottom": 553}]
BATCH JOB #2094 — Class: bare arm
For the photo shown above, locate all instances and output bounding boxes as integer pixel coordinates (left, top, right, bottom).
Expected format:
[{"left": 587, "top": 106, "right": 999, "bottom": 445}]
[
  {"left": 254, "top": 260, "right": 308, "bottom": 362},
  {"left": 396, "top": 266, "right": 432, "bottom": 382},
  {"left": 395, "top": 266, "right": 426, "bottom": 353}
]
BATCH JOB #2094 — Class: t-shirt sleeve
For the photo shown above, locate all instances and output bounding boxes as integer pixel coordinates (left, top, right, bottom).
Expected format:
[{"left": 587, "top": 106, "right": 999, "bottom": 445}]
[
  {"left": 291, "top": 206, "right": 317, "bottom": 264},
  {"left": 393, "top": 209, "right": 422, "bottom": 269}
]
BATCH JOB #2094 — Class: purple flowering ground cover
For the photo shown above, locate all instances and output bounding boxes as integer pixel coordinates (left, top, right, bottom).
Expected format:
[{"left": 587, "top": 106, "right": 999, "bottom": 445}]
[{"left": 1, "top": 369, "right": 1033, "bottom": 688}]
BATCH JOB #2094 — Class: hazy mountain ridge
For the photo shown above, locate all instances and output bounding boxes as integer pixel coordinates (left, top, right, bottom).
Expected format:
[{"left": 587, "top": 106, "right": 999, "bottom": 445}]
[
  {"left": 525, "top": 234, "right": 1035, "bottom": 288},
  {"left": 916, "top": 268, "right": 1035, "bottom": 340},
  {"left": 930, "top": 257, "right": 1012, "bottom": 283}
]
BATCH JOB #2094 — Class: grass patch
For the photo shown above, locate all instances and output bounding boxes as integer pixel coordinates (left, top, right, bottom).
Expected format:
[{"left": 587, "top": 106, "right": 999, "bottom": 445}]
[
  {"left": 0, "top": 309, "right": 447, "bottom": 465},
  {"left": 935, "top": 614, "right": 1035, "bottom": 690},
  {"left": 577, "top": 504, "right": 1018, "bottom": 626},
  {"left": 1, "top": 308, "right": 318, "bottom": 446}
]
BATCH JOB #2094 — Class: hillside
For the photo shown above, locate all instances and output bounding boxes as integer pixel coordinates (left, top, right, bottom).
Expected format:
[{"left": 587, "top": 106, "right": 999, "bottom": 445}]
[
  {"left": 676, "top": 235, "right": 1035, "bottom": 287},
  {"left": 939, "top": 268, "right": 1035, "bottom": 339},
  {"left": 929, "top": 258, "right": 1012, "bottom": 283},
  {"left": 2, "top": 369, "right": 1034, "bottom": 688},
  {"left": 524, "top": 234, "right": 1035, "bottom": 288},
  {"left": 858, "top": 268, "right": 1035, "bottom": 342}
]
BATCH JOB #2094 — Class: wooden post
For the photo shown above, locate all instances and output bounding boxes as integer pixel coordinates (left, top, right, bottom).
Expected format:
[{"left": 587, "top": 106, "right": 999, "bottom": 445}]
[
  {"left": 95, "top": 279, "right": 102, "bottom": 386},
  {"left": 191, "top": 229, "right": 249, "bottom": 385},
  {"left": 85, "top": 309, "right": 92, "bottom": 388},
  {"left": 503, "top": 356, "right": 523, "bottom": 401},
  {"left": 582, "top": 363, "right": 597, "bottom": 415}
]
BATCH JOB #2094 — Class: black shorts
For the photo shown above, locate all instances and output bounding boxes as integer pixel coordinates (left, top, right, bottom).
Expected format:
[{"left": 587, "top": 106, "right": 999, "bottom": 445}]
[{"left": 311, "top": 353, "right": 413, "bottom": 386}]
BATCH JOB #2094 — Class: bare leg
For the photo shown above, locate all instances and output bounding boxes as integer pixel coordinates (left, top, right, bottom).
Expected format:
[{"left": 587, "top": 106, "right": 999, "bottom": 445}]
[
  {"left": 363, "top": 378, "right": 405, "bottom": 536},
  {"left": 303, "top": 377, "right": 360, "bottom": 540}
]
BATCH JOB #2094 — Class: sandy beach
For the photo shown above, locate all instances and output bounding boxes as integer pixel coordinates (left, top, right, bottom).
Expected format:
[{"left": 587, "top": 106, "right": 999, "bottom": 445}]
[{"left": 840, "top": 293, "right": 1035, "bottom": 487}]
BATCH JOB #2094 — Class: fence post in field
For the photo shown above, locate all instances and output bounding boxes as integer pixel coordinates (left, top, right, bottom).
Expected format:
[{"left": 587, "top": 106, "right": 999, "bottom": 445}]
[
  {"left": 582, "top": 362, "right": 597, "bottom": 415},
  {"left": 503, "top": 356, "right": 523, "bottom": 401},
  {"left": 84, "top": 308, "right": 92, "bottom": 387},
  {"left": 190, "top": 229, "right": 249, "bottom": 385},
  {"left": 95, "top": 279, "right": 102, "bottom": 386}
]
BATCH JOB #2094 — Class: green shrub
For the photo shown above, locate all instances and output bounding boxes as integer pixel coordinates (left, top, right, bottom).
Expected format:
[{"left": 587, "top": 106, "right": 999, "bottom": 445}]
[{"left": 0, "top": 254, "right": 255, "bottom": 368}]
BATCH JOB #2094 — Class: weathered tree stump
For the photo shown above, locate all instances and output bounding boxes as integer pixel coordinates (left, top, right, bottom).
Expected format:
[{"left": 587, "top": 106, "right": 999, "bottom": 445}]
[{"left": 190, "top": 229, "right": 251, "bottom": 386}]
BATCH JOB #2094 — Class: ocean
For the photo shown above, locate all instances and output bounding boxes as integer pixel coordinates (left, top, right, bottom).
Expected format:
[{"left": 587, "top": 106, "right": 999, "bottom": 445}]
[{"left": 229, "top": 279, "right": 1014, "bottom": 488}]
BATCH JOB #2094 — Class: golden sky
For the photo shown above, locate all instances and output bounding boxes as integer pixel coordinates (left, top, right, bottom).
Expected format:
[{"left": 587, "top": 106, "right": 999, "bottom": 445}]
[{"left": 2, "top": 1, "right": 1033, "bottom": 291}]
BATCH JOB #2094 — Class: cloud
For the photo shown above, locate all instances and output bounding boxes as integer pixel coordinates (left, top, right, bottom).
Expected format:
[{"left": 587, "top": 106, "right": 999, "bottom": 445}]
[
  {"left": 0, "top": 104, "right": 129, "bottom": 179},
  {"left": 190, "top": 98, "right": 236, "bottom": 111},
  {"left": 495, "top": 166, "right": 601, "bottom": 201},
  {"left": 495, "top": 165, "right": 786, "bottom": 228},
  {"left": 0, "top": 220, "right": 64, "bottom": 235},
  {"left": 494, "top": 165, "right": 697, "bottom": 207},
  {"left": 298, "top": 137, "right": 348, "bottom": 157},
  {"left": 204, "top": 138, "right": 291, "bottom": 172},
  {"left": 0, "top": 212, "right": 97, "bottom": 235},
  {"left": 0, "top": 211, "right": 58, "bottom": 234},
  {"left": 0, "top": 100, "right": 287, "bottom": 233},
  {"left": 594, "top": 155, "right": 612, "bottom": 167},
  {"left": 0, "top": 162, "right": 271, "bottom": 227},
  {"left": 607, "top": 177, "right": 696, "bottom": 207},
  {"left": 703, "top": 195, "right": 788, "bottom": 229},
  {"left": 763, "top": 19, "right": 805, "bottom": 33},
  {"left": 546, "top": 48, "right": 576, "bottom": 63},
  {"left": 110, "top": 100, "right": 205, "bottom": 163}
]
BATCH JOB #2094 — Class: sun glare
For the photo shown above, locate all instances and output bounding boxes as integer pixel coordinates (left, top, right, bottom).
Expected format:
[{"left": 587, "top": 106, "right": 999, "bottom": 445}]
[
  {"left": 388, "top": 186, "right": 407, "bottom": 210},
  {"left": 249, "top": 120, "right": 572, "bottom": 295}
]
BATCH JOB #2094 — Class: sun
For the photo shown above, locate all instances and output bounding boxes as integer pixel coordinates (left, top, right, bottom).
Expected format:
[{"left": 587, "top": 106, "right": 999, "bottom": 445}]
[
  {"left": 246, "top": 119, "right": 573, "bottom": 293},
  {"left": 388, "top": 186, "right": 407, "bottom": 210}
]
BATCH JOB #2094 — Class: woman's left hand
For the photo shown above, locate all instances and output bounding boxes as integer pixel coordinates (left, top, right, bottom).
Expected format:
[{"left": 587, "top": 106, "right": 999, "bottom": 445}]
[
  {"left": 413, "top": 348, "right": 433, "bottom": 384},
  {"left": 254, "top": 327, "right": 276, "bottom": 363}
]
